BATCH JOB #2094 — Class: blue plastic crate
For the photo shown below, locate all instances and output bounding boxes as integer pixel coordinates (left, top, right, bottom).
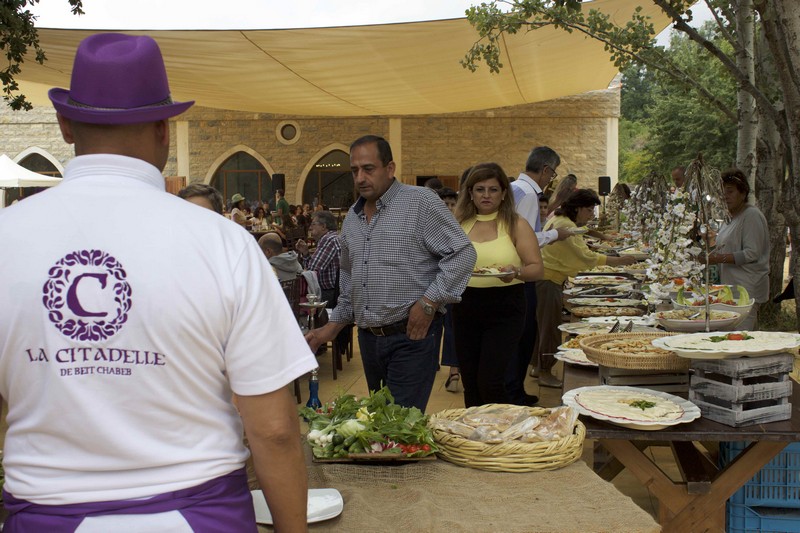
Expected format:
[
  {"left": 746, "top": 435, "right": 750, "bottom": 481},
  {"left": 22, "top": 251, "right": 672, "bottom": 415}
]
[
  {"left": 720, "top": 441, "right": 800, "bottom": 508},
  {"left": 727, "top": 503, "right": 800, "bottom": 533}
]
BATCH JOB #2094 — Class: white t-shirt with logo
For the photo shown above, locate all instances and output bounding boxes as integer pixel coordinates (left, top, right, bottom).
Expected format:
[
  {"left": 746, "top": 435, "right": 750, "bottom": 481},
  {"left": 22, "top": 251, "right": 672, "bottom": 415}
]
[{"left": 0, "top": 154, "right": 318, "bottom": 505}]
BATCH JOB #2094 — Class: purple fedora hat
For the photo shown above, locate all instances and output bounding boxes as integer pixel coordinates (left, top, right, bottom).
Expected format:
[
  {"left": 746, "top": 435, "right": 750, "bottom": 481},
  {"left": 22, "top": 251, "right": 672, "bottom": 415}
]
[{"left": 49, "top": 33, "right": 193, "bottom": 125}]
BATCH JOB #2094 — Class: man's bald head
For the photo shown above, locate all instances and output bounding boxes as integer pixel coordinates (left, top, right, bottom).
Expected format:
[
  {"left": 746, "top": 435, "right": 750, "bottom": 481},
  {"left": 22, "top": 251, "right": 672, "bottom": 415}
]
[{"left": 258, "top": 232, "right": 283, "bottom": 257}]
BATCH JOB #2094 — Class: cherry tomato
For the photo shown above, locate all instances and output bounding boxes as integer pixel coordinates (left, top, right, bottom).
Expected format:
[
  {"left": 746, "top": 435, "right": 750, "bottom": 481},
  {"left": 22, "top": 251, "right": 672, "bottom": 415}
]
[
  {"left": 421, "top": 444, "right": 431, "bottom": 452},
  {"left": 406, "top": 444, "right": 420, "bottom": 454},
  {"left": 727, "top": 333, "right": 746, "bottom": 341}
]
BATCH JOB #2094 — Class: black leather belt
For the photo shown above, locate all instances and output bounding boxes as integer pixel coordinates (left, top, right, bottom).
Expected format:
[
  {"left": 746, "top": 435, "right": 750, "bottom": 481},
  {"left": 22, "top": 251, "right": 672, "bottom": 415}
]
[{"left": 362, "top": 319, "right": 408, "bottom": 337}]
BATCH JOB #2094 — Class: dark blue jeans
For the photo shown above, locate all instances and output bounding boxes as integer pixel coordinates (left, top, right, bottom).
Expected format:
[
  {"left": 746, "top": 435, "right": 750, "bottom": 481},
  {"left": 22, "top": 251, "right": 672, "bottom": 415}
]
[
  {"left": 440, "top": 305, "right": 458, "bottom": 367},
  {"left": 357, "top": 316, "right": 442, "bottom": 412},
  {"left": 505, "top": 281, "right": 537, "bottom": 404}
]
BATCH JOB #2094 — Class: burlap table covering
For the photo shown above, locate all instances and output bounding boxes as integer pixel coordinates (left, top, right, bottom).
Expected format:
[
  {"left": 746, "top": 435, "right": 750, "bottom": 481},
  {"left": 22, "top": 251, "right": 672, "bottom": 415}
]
[{"left": 255, "top": 455, "right": 660, "bottom": 532}]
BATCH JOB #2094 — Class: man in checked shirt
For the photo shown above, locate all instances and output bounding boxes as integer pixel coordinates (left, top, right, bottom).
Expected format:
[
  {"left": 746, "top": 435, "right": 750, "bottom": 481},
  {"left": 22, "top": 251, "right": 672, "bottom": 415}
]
[
  {"left": 306, "top": 135, "right": 476, "bottom": 411},
  {"left": 296, "top": 210, "right": 341, "bottom": 306}
]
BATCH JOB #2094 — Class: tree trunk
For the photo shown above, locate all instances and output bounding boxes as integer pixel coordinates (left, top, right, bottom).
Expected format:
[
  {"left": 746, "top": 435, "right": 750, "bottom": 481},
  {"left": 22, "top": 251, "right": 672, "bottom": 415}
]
[
  {"left": 754, "top": 0, "right": 800, "bottom": 329},
  {"left": 752, "top": 17, "right": 787, "bottom": 325},
  {"left": 754, "top": 125, "right": 786, "bottom": 324},
  {"left": 735, "top": 0, "right": 757, "bottom": 189}
]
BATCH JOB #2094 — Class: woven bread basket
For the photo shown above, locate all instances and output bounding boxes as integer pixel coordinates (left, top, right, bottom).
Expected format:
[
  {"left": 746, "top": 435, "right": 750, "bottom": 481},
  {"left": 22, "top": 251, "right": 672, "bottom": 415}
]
[
  {"left": 579, "top": 332, "right": 688, "bottom": 371},
  {"left": 429, "top": 405, "right": 585, "bottom": 472}
]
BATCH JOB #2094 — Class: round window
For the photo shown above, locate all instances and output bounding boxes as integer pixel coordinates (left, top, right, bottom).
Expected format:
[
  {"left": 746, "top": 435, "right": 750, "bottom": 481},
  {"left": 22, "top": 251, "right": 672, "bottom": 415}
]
[{"left": 276, "top": 121, "right": 300, "bottom": 145}]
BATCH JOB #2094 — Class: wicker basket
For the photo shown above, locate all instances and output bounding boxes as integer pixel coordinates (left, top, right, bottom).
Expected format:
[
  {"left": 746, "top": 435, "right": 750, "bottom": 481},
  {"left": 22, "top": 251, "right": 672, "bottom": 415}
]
[
  {"left": 579, "top": 332, "right": 689, "bottom": 371},
  {"left": 429, "top": 405, "right": 585, "bottom": 472}
]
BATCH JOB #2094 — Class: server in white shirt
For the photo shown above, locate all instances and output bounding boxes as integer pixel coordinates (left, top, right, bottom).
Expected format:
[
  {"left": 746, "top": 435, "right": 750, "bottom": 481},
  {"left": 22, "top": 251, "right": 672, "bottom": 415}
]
[{"left": 0, "top": 33, "right": 316, "bottom": 532}]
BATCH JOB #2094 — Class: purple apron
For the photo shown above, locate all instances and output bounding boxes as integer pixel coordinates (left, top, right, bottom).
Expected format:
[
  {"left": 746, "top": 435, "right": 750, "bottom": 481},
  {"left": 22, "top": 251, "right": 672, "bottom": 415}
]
[{"left": 2, "top": 468, "right": 257, "bottom": 533}]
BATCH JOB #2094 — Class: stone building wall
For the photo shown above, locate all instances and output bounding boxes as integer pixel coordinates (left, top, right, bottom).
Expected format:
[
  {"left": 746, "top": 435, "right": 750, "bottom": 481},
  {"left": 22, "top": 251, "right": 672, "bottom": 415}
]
[{"left": 0, "top": 88, "right": 619, "bottom": 204}]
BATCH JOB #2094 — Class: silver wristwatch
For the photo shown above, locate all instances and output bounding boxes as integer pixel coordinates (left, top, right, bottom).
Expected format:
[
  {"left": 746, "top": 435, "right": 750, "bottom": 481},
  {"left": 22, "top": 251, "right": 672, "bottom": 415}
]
[{"left": 419, "top": 299, "right": 436, "bottom": 316}]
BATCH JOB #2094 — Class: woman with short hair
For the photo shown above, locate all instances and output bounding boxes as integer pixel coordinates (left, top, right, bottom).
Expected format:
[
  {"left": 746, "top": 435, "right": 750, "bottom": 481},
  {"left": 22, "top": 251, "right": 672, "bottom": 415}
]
[{"left": 706, "top": 168, "right": 769, "bottom": 329}]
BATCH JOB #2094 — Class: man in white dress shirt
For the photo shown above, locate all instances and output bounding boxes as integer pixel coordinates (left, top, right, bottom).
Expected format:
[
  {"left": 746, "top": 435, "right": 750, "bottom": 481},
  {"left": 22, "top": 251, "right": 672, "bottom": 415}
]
[{"left": 506, "top": 147, "right": 572, "bottom": 400}]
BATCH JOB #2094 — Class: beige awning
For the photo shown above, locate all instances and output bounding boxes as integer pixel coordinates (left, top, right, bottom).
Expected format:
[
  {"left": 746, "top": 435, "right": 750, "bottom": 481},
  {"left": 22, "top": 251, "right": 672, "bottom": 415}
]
[{"left": 17, "top": 0, "right": 670, "bottom": 117}]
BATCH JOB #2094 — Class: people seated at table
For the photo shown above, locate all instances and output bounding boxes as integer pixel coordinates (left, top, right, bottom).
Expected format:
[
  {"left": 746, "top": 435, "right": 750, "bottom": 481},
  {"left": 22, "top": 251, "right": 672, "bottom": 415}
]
[
  {"left": 229, "top": 193, "right": 253, "bottom": 227},
  {"left": 177, "top": 183, "right": 224, "bottom": 214},
  {"left": 281, "top": 211, "right": 305, "bottom": 250},
  {"left": 296, "top": 210, "right": 341, "bottom": 307},
  {"left": 536, "top": 189, "right": 636, "bottom": 388},
  {"left": 452, "top": 163, "right": 543, "bottom": 407},
  {"left": 704, "top": 168, "right": 769, "bottom": 329},
  {"left": 294, "top": 204, "right": 310, "bottom": 238},
  {"left": 250, "top": 206, "right": 269, "bottom": 229},
  {"left": 258, "top": 233, "right": 303, "bottom": 281}
]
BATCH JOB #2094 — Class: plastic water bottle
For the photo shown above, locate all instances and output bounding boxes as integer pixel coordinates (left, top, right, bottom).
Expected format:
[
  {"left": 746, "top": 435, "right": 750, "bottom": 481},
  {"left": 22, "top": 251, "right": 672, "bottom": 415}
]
[{"left": 306, "top": 369, "right": 322, "bottom": 410}]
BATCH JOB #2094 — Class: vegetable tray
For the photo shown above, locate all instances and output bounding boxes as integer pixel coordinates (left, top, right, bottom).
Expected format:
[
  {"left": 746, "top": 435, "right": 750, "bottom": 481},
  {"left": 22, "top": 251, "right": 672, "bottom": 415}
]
[{"left": 312, "top": 452, "right": 438, "bottom": 464}]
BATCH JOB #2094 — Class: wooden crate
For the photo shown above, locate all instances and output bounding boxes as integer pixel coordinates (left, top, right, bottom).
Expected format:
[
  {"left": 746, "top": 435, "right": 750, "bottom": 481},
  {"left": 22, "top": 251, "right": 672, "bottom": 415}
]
[
  {"left": 689, "top": 353, "right": 794, "bottom": 427},
  {"left": 599, "top": 366, "right": 690, "bottom": 395}
]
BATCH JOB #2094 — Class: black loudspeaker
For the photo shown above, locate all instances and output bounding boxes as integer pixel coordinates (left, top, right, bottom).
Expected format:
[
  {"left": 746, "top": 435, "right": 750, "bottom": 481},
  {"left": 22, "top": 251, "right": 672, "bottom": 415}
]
[
  {"left": 272, "top": 173, "right": 285, "bottom": 192},
  {"left": 598, "top": 176, "right": 611, "bottom": 196}
]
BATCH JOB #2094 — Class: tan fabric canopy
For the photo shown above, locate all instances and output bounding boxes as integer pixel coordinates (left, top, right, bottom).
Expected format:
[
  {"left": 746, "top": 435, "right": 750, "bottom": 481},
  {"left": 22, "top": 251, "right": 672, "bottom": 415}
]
[{"left": 18, "top": 0, "right": 670, "bottom": 117}]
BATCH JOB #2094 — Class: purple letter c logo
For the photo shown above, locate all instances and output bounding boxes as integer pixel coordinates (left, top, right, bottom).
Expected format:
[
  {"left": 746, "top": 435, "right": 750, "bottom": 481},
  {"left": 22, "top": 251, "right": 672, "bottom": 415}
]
[{"left": 66, "top": 273, "right": 109, "bottom": 318}]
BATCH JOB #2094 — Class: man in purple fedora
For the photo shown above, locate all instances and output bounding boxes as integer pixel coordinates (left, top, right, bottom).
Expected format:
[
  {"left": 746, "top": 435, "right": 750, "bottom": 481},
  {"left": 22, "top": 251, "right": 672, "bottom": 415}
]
[{"left": 0, "top": 33, "right": 316, "bottom": 532}]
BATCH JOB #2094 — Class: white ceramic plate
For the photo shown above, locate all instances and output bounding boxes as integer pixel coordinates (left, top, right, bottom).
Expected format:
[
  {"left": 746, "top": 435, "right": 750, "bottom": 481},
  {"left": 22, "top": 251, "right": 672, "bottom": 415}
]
[
  {"left": 652, "top": 331, "right": 800, "bottom": 359},
  {"left": 252, "top": 488, "right": 343, "bottom": 525},
  {"left": 568, "top": 297, "right": 645, "bottom": 307},
  {"left": 618, "top": 252, "right": 649, "bottom": 260},
  {"left": 471, "top": 271, "right": 510, "bottom": 278},
  {"left": 571, "top": 275, "right": 635, "bottom": 285},
  {"left": 562, "top": 385, "right": 701, "bottom": 431},
  {"left": 555, "top": 349, "right": 598, "bottom": 367},
  {"left": 584, "top": 315, "right": 657, "bottom": 326},
  {"left": 655, "top": 310, "right": 742, "bottom": 333},
  {"left": 558, "top": 322, "right": 658, "bottom": 335}
]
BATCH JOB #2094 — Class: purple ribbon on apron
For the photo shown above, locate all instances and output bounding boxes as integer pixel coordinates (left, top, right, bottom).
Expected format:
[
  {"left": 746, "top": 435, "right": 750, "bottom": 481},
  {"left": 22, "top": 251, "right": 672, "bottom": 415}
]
[{"left": 2, "top": 468, "right": 257, "bottom": 533}]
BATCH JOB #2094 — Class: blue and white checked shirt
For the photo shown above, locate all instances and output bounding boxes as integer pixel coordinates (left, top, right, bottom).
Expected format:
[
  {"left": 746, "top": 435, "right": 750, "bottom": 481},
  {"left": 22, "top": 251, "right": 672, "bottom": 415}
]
[{"left": 330, "top": 180, "right": 476, "bottom": 329}]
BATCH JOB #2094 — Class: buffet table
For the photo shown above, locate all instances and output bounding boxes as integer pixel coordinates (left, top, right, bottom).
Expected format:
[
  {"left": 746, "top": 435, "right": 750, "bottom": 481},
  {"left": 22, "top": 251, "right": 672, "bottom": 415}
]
[
  {"left": 259, "top": 455, "right": 661, "bottom": 532},
  {"left": 563, "top": 362, "right": 800, "bottom": 532}
]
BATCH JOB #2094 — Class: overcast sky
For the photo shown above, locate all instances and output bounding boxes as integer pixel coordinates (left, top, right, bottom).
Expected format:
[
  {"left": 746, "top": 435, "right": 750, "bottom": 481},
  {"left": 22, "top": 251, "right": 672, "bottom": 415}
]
[
  {"left": 30, "top": 0, "right": 478, "bottom": 30},
  {"left": 30, "top": 0, "right": 709, "bottom": 35}
]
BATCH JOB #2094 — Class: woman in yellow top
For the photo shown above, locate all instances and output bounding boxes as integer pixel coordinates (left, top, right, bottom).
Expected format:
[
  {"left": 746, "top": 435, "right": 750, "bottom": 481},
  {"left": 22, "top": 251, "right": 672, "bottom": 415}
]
[
  {"left": 534, "top": 189, "right": 635, "bottom": 387},
  {"left": 452, "top": 163, "right": 544, "bottom": 407}
]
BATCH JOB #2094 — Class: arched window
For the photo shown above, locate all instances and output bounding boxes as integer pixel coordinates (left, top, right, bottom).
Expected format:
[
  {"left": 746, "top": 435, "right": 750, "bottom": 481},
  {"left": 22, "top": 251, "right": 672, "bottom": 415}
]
[
  {"left": 302, "top": 150, "right": 353, "bottom": 209},
  {"left": 210, "top": 152, "right": 271, "bottom": 209}
]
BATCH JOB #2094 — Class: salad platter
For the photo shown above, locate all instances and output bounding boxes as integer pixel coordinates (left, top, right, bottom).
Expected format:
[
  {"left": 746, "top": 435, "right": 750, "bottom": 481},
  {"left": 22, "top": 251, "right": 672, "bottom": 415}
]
[
  {"left": 652, "top": 331, "right": 800, "bottom": 359},
  {"left": 563, "top": 385, "right": 701, "bottom": 431},
  {"left": 300, "top": 387, "right": 438, "bottom": 463}
]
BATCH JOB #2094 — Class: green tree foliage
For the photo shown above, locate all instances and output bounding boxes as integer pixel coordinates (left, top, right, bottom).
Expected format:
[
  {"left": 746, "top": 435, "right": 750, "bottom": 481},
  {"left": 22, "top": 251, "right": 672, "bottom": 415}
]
[
  {"left": 0, "top": 0, "right": 83, "bottom": 110},
  {"left": 619, "top": 25, "right": 737, "bottom": 183}
]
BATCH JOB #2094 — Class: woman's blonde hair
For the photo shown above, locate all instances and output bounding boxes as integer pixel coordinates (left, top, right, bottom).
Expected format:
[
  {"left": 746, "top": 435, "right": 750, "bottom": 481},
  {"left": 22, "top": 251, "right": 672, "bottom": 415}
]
[
  {"left": 455, "top": 162, "right": 518, "bottom": 241},
  {"left": 547, "top": 173, "right": 578, "bottom": 216}
]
